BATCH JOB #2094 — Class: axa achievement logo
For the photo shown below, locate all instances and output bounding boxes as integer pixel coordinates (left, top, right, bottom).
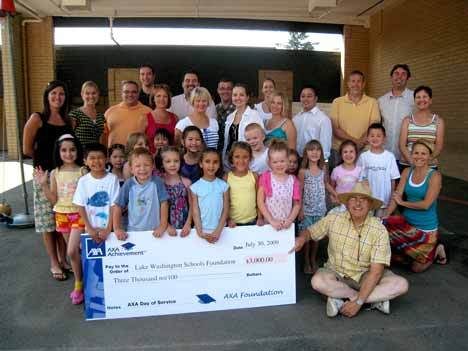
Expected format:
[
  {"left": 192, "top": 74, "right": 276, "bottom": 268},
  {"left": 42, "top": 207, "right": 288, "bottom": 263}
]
[
  {"left": 197, "top": 294, "right": 216, "bottom": 304},
  {"left": 85, "top": 238, "right": 106, "bottom": 259}
]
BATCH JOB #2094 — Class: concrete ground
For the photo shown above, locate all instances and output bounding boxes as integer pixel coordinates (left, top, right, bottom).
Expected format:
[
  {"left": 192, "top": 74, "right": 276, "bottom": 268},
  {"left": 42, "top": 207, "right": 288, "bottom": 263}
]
[{"left": 1, "top": 163, "right": 468, "bottom": 350}]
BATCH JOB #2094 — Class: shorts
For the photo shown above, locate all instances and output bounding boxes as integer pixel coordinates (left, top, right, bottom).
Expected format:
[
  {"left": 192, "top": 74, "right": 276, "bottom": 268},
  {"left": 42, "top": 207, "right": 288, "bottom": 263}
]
[
  {"left": 55, "top": 212, "right": 85, "bottom": 233},
  {"left": 298, "top": 215, "right": 322, "bottom": 231},
  {"left": 316, "top": 267, "right": 395, "bottom": 291},
  {"left": 33, "top": 177, "right": 55, "bottom": 233}
]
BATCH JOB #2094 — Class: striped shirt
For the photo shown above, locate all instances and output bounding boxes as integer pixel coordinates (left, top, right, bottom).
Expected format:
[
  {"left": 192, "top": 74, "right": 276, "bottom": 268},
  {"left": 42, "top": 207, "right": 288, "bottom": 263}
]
[
  {"left": 69, "top": 108, "right": 105, "bottom": 147},
  {"left": 402, "top": 113, "right": 438, "bottom": 166},
  {"left": 175, "top": 116, "right": 219, "bottom": 149}
]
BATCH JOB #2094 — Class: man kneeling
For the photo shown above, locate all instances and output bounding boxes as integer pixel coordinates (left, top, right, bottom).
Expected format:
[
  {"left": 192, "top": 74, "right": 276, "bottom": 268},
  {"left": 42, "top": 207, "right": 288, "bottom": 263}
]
[{"left": 292, "top": 182, "right": 408, "bottom": 318}]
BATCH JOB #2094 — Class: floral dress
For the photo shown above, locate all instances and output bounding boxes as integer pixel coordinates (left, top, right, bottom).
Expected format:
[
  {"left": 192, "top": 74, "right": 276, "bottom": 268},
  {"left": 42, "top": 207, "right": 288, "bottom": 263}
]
[{"left": 165, "top": 181, "right": 189, "bottom": 229}]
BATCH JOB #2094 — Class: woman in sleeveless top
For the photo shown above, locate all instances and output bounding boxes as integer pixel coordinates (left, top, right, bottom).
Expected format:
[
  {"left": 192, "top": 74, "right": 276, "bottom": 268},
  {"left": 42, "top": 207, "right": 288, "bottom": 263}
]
[
  {"left": 399, "top": 85, "right": 445, "bottom": 168},
  {"left": 69, "top": 81, "right": 105, "bottom": 148},
  {"left": 23, "top": 80, "right": 74, "bottom": 281},
  {"left": 254, "top": 78, "right": 275, "bottom": 122},
  {"left": 383, "top": 139, "right": 447, "bottom": 273},
  {"left": 264, "top": 92, "right": 297, "bottom": 150},
  {"left": 141, "top": 84, "right": 178, "bottom": 154}
]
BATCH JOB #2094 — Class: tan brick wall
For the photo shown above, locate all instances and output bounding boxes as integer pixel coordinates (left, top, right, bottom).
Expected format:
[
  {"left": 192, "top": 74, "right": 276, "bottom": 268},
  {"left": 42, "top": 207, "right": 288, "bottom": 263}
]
[
  {"left": 1, "top": 15, "right": 26, "bottom": 159},
  {"left": 367, "top": 0, "right": 468, "bottom": 180},
  {"left": 342, "top": 25, "right": 370, "bottom": 94},
  {"left": 25, "top": 17, "right": 55, "bottom": 116}
]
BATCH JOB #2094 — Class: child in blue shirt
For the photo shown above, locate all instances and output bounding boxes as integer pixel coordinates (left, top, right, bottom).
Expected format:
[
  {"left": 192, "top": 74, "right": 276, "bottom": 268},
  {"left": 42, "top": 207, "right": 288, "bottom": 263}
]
[
  {"left": 191, "top": 148, "right": 229, "bottom": 244},
  {"left": 113, "top": 148, "right": 169, "bottom": 239}
]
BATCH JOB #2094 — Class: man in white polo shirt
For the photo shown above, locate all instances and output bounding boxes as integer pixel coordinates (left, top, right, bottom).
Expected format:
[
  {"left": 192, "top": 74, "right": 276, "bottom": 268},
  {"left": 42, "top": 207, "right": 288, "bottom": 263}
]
[
  {"left": 378, "top": 64, "right": 414, "bottom": 168},
  {"left": 293, "top": 85, "right": 332, "bottom": 160},
  {"left": 169, "top": 69, "right": 216, "bottom": 120}
]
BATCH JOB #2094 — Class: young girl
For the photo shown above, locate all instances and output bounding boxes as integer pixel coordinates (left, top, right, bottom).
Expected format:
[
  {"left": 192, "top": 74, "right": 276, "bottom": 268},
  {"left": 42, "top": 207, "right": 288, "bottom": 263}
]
[
  {"left": 330, "top": 140, "right": 362, "bottom": 209},
  {"left": 108, "top": 144, "right": 125, "bottom": 186},
  {"left": 158, "top": 146, "right": 193, "bottom": 237},
  {"left": 123, "top": 132, "right": 149, "bottom": 179},
  {"left": 287, "top": 148, "right": 300, "bottom": 175},
  {"left": 224, "top": 142, "right": 263, "bottom": 227},
  {"left": 34, "top": 134, "right": 85, "bottom": 304},
  {"left": 153, "top": 128, "right": 173, "bottom": 157},
  {"left": 298, "top": 140, "right": 336, "bottom": 274},
  {"left": 257, "top": 139, "right": 301, "bottom": 231},
  {"left": 191, "top": 148, "right": 229, "bottom": 243},
  {"left": 181, "top": 126, "right": 205, "bottom": 183}
]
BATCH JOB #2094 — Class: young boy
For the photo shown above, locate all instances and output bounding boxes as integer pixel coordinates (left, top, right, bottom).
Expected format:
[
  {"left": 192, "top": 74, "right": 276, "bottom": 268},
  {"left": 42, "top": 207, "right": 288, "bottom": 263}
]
[
  {"left": 357, "top": 123, "right": 400, "bottom": 217},
  {"left": 244, "top": 123, "right": 269, "bottom": 175},
  {"left": 71, "top": 143, "right": 120, "bottom": 304},
  {"left": 113, "top": 147, "right": 169, "bottom": 239}
]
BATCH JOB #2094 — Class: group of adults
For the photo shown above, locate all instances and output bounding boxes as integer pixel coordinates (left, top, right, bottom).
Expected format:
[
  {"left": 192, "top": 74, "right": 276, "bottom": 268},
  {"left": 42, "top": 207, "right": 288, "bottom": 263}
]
[{"left": 22, "top": 62, "right": 446, "bottom": 318}]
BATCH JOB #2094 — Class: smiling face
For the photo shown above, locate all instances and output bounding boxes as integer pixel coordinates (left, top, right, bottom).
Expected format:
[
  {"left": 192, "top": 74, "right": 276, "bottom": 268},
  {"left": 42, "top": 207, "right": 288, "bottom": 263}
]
[
  {"left": 347, "top": 73, "right": 365, "bottom": 96},
  {"left": 262, "top": 80, "right": 275, "bottom": 100},
  {"left": 391, "top": 67, "right": 409, "bottom": 91},
  {"left": 341, "top": 144, "right": 357, "bottom": 166},
  {"left": 110, "top": 148, "right": 125, "bottom": 169},
  {"left": 48, "top": 86, "right": 66, "bottom": 111},
  {"left": 200, "top": 151, "right": 220, "bottom": 179},
  {"left": 218, "top": 81, "right": 233, "bottom": 104},
  {"left": 85, "top": 151, "right": 106, "bottom": 174},
  {"left": 183, "top": 131, "right": 203, "bottom": 153},
  {"left": 231, "top": 147, "right": 251, "bottom": 172},
  {"left": 162, "top": 150, "right": 180, "bottom": 175},
  {"left": 287, "top": 153, "right": 298, "bottom": 174},
  {"left": 81, "top": 85, "right": 99, "bottom": 106},
  {"left": 139, "top": 67, "right": 155, "bottom": 88},
  {"left": 268, "top": 150, "right": 288, "bottom": 175},
  {"left": 232, "top": 86, "right": 249, "bottom": 109},
  {"left": 346, "top": 195, "right": 371, "bottom": 220},
  {"left": 411, "top": 143, "right": 431, "bottom": 167},
  {"left": 300, "top": 88, "right": 317, "bottom": 111},
  {"left": 153, "top": 88, "right": 169, "bottom": 109},
  {"left": 270, "top": 95, "right": 284, "bottom": 116},
  {"left": 306, "top": 147, "right": 321, "bottom": 165},
  {"left": 183, "top": 73, "right": 199, "bottom": 96},
  {"left": 130, "top": 154, "right": 153, "bottom": 183},
  {"left": 414, "top": 89, "right": 432, "bottom": 111},
  {"left": 367, "top": 128, "right": 385, "bottom": 149},
  {"left": 244, "top": 128, "right": 265, "bottom": 152},
  {"left": 192, "top": 97, "right": 209, "bottom": 113},
  {"left": 121, "top": 82, "right": 139, "bottom": 106},
  {"left": 59, "top": 140, "right": 77, "bottom": 165}
]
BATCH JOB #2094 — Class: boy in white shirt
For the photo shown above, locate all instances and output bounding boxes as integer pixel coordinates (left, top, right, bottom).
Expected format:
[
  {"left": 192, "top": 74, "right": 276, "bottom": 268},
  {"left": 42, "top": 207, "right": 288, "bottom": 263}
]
[
  {"left": 357, "top": 123, "right": 400, "bottom": 217},
  {"left": 244, "top": 123, "right": 269, "bottom": 175}
]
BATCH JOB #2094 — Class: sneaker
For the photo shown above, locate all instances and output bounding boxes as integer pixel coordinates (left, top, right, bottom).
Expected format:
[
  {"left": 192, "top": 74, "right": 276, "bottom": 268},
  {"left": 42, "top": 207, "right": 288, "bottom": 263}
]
[
  {"left": 326, "top": 297, "right": 344, "bottom": 317},
  {"left": 70, "top": 290, "right": 84, "bottom": 305},
  {"left": 371, "top": 300, "right": 390, "bottom": 314}
]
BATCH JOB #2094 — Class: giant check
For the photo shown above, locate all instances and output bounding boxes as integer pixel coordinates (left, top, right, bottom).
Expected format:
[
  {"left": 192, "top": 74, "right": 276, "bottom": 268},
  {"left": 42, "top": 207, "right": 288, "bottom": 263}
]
[{"left": 81, "top": 225, "right": 295, "bottom": 320}]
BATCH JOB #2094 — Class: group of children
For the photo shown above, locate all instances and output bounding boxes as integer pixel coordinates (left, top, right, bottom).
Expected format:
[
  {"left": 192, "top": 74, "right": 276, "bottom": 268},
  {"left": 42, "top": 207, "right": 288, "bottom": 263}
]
[{"left": 34, "top": 119, "right": 400, "bottom": 305}]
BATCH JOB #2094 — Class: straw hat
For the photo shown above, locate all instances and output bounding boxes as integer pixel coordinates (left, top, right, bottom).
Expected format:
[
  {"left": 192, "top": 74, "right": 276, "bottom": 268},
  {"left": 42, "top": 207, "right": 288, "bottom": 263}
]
[{"left": 337, "top": 181, "right": 383, "bottom": 210}]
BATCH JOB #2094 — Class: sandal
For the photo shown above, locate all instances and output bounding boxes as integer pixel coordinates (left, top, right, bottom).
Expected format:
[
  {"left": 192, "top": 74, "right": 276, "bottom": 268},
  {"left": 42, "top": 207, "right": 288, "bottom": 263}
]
[
  {"left": 50, "top": 269, "right": 67, "bottom": 281},
  {"left": 70, "top": 290, "right": 84, "bottom": 305},
  {"left": 435, "top": 244, "right": 448, "bottom": 265}
]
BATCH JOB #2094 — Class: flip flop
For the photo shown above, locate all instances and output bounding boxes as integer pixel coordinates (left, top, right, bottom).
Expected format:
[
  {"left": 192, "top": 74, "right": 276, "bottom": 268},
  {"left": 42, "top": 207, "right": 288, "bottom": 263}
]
[
  {"left": 60, "top": 263, "right": 74, "bottom": 274},
  {"left": 50, "top": 269, "right": 67, "bottom": 281}
]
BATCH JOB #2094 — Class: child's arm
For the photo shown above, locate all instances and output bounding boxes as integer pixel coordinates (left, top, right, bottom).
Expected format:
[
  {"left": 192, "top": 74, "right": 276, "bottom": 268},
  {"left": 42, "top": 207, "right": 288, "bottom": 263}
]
[
  {"left": 123, "top": 162, "right": 132, "bottom": 180},
  {"left": 153, "top": 201, "right": 169, "bottom": 238},
  {"left": 112, "top": 205, "right": 128, "bottom": 240},
  {"left": 324, "top": 170, "right": 338, "bottom": 203},
  {"left": 191, "top": 191, "right": 207, "bottom": 240},
  {"left": 180, "top": 177, "right": 193, "bottom": 237},
  {"left": 207, "top": 190, "right": 229, "bottom": 244},
  {"left": 78, "top": 205, "right": 100, "bottom": 243},
  {"left": 223, "top": 173, "right": 235, "bottom": 228},
  {"left": 297, "top": 169, "right": 305, "bottom": 221},
  {"left": 253, "top": 173, "right": 264, "bottom": 226},
  {"left": 283, "top": 200, "right": 301, "bottom": 230},
  {"left": 257, "top": 185, "right": 282, "bottom": 230},
  {"left": 35, "top": 168, "right": 58, "bottom": 205}
]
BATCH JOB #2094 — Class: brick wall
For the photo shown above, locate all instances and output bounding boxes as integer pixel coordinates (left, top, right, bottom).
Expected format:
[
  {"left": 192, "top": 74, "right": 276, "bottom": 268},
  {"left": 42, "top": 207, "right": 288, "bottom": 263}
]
[
  {"left": 25, "top": 17, "right": 55, "bottom": 116},
  {"left": 367, "top": 0, "right": 468, "bottom": 180},
  {"left": 342, "top": 25, "right": 369, "bottom": 94}
]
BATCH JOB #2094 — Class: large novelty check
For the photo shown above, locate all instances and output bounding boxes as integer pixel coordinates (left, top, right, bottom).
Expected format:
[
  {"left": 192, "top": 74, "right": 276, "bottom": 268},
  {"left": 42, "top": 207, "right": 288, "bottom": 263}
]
[{"left": 81, "top": 225, "right": 296, "bottom": 320}]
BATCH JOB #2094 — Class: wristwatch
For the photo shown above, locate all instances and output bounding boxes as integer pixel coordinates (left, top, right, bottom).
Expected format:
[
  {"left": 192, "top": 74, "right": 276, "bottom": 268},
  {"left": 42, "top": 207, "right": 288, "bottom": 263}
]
[{"left": 355, "top": 298, "right": 364, "bottom": 306}]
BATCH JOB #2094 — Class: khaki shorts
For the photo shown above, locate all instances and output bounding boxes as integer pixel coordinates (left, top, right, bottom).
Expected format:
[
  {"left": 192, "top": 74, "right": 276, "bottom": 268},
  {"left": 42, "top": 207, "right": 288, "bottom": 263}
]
[{"left": 317, "top": 267, "right": 395, "bottom": 291}]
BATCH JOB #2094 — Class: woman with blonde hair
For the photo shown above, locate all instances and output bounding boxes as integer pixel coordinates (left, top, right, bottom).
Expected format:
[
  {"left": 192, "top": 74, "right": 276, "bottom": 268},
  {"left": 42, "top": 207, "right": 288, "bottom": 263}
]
[
  {"left": 69, "top": 80, "right": 105, "bottom": 147},
  {"left": 174, "top": 87, "right": 219, "bottom": 149},
  {"left": 264, "top": 91, "right": 297, "bottom": 150}
]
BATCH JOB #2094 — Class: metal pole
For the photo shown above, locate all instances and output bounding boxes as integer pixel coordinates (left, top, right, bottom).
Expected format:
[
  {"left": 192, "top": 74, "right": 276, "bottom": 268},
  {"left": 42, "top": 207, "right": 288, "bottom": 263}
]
[{"left": 4, "top": 13, "right": 30, "bottom": 215}]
